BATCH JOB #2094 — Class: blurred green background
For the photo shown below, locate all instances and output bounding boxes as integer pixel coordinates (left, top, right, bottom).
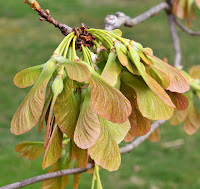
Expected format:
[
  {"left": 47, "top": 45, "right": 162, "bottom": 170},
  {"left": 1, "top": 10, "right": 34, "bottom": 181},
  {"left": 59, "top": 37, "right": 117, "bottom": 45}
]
[{"left": 1, "top": 0, "right": 200, "bottom": 188}]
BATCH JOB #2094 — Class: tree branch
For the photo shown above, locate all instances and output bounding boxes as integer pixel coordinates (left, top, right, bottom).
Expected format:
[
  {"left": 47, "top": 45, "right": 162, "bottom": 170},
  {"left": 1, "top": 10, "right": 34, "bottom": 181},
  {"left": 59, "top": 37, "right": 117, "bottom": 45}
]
[
  {"left": 175, "top": 18, "right": 200, "bottom": 36},
  {"left": 167, "top": 13, "right": 182, "bottom": 67},
  {"left": 25, "top": 0, "right": 72, "bottom": 35},
  {"left": 0, "top": 120, "right": 165, "bottom": 189},
  {"left": 104, "top": 2, "right": 169, "bottom": 30},
  {"left": 120, "top": 120, "right": 166, "bottom": 154}
]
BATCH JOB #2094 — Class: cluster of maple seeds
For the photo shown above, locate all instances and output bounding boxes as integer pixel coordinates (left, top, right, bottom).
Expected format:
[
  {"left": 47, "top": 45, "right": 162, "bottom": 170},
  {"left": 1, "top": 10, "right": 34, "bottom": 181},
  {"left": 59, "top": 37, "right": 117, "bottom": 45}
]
[{"left": 11, "top": 26, "right": 191, "bottom": 188}]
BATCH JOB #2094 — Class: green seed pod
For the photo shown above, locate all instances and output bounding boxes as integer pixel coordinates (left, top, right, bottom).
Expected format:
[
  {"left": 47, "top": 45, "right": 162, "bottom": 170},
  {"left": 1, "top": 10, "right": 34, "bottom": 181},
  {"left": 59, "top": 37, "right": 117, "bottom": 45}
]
[
  {"left": 51, "top": 77, "right": 64, "bottom": 96},
  {"left": 51, "top": 65, "right": 64, "bottom": 96}
]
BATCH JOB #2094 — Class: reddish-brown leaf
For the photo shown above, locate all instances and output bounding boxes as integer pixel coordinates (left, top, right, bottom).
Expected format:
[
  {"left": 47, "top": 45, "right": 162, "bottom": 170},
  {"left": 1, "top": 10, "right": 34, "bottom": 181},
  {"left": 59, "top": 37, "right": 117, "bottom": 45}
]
[
  {"left": 168, "top": 92, "right": 189, "bottom": 111},
  {"left": 148, "top": 128, "right": 161, "bottom": 142},
  {"left": 89, "top": 71, "right": 132, "bottom": 123}
]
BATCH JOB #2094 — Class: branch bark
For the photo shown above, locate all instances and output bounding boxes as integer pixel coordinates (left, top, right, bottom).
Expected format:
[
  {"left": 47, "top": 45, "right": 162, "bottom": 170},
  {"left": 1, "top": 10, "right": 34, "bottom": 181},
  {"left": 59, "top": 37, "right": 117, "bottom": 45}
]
[
  {"left": 0, "top": 120, "right": 166, "bottom": 189},
  {"left": 120, "top": 120, "right": 166, "bottom": 154},
  {"left": 175, "top": 18, "right": 200, "bottom": 36},
  {"left": 104, "top": 2, "right": 169, "bottom": 30},
  {"left": 167, "top": 13, "right": 182, "bottom": 67}
]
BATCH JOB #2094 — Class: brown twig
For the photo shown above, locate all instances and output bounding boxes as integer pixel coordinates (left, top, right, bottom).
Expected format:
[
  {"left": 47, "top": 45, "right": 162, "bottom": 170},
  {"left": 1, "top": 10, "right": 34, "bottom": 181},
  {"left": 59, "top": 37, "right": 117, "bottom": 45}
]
[
  {"left": 104, "top": 2, "right": 170, "bottom": 30},
  {"left": 0, "top": 120, "right": 165, "bottom": 189},
  {"left": 175, "top": 18, "right": 200, "bottom": 36},
  {"left": 25, "top": 0, "right": 72, "bottom": 35}
]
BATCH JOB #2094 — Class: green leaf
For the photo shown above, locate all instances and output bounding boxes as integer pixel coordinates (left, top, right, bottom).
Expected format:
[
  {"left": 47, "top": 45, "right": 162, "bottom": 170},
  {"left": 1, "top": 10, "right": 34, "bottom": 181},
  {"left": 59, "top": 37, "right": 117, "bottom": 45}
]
[
  {"left": 74, "top": 90, "right": 101, "bottom": 149},
  {"left": 121, "top": 71, "right": 174, "bottom": 120},
  {"left": 13, "top": 64, "right": 44, "bottom": 88},
  {"left": 89, "top": 117, "right": 130, "bottom": 171},
  {"left": 42, "top": 124, "right": 63, "bottom": 169},
  {"left": 101, "top": 50, "right": 121, "bottom": 87},
  {"left": 126, "top": 58, "right": 140, "bottom": 75},
  {"left": 54, "top": 78, "right": 79, "bottom": 139},
  {"left": 138, "top": 50, "right": 154, "bottom": 65},
  {"left": 89, "top": 71, "right": 132, "bottom": 124},
  {"left": 15, "top": 142, "right": 45, "bottom": 160},
  {"left": 11, "top": 59, "right": 56, "bottom": 135},
  {"left": 128, "top": 45, "right": 175, "bottom": 108},
  {"left": 62, "top": 59, "right": 91, "bottom": 82}
]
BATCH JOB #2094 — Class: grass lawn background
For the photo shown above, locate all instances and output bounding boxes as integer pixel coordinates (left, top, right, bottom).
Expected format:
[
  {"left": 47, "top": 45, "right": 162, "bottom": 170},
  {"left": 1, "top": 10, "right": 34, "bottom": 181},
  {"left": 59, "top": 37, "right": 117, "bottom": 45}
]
[{"left": 1, "top": 0, "right": 200, "bottom": 188}]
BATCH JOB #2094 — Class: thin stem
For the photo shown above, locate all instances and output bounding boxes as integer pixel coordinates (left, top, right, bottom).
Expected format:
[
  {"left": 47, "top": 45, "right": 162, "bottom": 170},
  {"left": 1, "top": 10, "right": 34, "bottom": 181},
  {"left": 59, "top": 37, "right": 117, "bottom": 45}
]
[
  {"left": 72, "top": 36, "right": 78, "bottom": 60},
  {"left": 54, "top": 32, "right": 74, "bottom": 55},
  {"left": 95, "top": 164, "right": 103, "bottom": 189},
  {"left": 91, "top": 170, "right": 96, "bottom": 189},
  {"left": 25, "top": 0, "right": 72, "bottom": 35},
  {"left": 175, "top": 17, "right": 200, "bottom": 36},
  {"left": 63, "top": 34, "right": 75, "bottom": 58},
  {"left": 81, "top": 45, "right": 90, "bottom": 64}
]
